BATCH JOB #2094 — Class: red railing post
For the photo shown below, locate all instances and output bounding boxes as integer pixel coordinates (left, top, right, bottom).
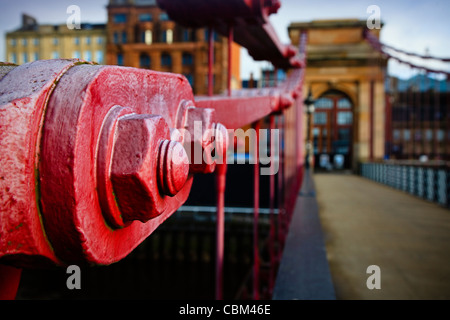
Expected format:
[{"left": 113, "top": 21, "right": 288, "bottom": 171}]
[
  {"left": 252, "top": 120, "right": 261, "bottom": 300},
  {"left": 268, "top": 114, "right": 276, "bottom": 295},
  {"left": 277, "top": 113, "right": 285, "bottom": 260},
  {"left": 215, "top": 161, "right": 227, "bottom": 300},
  {"left": 215, "top": 22, "right": 233, "bottom": 300}
]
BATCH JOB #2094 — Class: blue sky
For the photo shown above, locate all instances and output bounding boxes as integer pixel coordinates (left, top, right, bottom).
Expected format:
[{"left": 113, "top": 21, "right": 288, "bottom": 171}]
[{"left": 1, "top": 0, "right": 449, "bottom": 79}]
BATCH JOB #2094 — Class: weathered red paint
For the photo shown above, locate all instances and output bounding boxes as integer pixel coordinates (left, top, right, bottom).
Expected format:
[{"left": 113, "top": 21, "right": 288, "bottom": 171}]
[
  {"left": 0, "top": 59, "right": 92, "bottom": 267},
  {"left": 110, "top": 115, "right": 188, "bottom": 224},
  {"left": 252, "top": 120, "right": 261, "bottom": 300},
  {"left": 0, "top": 60, "right": 225, "bottom": 267},
  {"left": 194, "top": 68, "right": 304, "bottom": 130},
  {"left": 215, "top": 161, "right": 227, "bottom": 300},
  {"left": 268, "top": 114, "right": 276, "bottom": 295}
]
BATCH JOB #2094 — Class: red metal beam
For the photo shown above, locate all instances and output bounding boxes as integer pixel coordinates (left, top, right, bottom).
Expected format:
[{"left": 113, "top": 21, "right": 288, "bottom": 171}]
[
  {"left": 268, "top": 114, "right": 276, "bottom": 295},
  {"left": 194, "top": 65, "right": 305, "bottom": 129},
  {"left": 156, "top": 0, "right": 303, "bottom": 69},
  {"left": 252, "top": 120, "right": 261, "bottom": 300}
]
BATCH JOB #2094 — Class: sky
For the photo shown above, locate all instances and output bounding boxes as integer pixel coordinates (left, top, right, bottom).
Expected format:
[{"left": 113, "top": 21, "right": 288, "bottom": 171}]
[{"left": 1, "top": 0, "right": 449, "bottom": 79}]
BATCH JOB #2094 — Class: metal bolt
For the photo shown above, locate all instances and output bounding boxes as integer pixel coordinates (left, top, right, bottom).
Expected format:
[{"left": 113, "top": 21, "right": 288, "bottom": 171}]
[
  {"left": 109, "top": 114, "right": 189, "bottom": 224},
  {"left": 157, "top": 139, "right": 190, "bottom": 196}
]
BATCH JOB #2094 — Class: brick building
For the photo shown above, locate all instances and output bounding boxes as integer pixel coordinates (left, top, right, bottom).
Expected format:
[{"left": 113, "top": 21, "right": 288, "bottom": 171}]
[{"left": 106, "top": 0, "right": 241, "bottom": 95}]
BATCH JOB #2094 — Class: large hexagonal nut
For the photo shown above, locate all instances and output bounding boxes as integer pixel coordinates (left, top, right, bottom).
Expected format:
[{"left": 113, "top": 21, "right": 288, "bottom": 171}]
[{"left": 110, "top": 114, "right": 189, "bottom": 224}]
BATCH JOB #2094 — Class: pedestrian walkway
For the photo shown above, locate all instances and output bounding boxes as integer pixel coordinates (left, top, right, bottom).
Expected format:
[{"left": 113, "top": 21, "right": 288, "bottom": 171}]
[{"left": 314, "top": 172, "right": 450, "bottom": 300}]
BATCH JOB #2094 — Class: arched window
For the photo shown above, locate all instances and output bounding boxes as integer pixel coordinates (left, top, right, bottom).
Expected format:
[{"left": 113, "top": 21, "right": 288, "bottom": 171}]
[
  {"left": 161, "top": 53, "right": 172, "bottom": 67},
  {"left": 117, "top": 53, "right": 123, "bottom": 66},
  {"left": 315, "top": 97, "right": 333, "bottom": 109},
  {"left": 337, "top": 97, "right": 352, "bottom": 109},
  {"left": 182, "top": 52, "right": 193, "bottom": 66},
  {"left": 139, "top": 53, "right": 151, "bottom": 69}
]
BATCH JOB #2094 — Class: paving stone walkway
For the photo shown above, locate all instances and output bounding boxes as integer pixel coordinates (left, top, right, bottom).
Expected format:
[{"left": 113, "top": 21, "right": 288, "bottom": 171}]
[{"left": 314, "top": 173, "right": 450, "bottom": 300}]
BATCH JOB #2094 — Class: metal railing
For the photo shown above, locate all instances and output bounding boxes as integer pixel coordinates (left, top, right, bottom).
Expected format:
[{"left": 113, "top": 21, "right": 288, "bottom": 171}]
[{"left": 360, "top": 162, "right": 450, "bottom": 208}]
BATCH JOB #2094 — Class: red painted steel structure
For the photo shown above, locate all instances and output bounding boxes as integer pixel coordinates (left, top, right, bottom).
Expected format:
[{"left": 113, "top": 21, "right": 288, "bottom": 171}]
[{"left": 0, "top": 0, "right": 307, "bottom": 299}]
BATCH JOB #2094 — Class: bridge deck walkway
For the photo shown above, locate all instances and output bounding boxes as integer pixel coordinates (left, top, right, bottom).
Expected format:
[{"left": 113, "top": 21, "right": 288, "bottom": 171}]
[{"left": 314, "top": 172, "right": 450, "bottom": 300}]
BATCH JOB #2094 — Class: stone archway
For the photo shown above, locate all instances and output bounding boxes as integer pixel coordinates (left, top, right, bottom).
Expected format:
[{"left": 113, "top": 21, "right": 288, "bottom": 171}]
[{"left": 289, "top": 19, "right": 388, "bottom": 170}]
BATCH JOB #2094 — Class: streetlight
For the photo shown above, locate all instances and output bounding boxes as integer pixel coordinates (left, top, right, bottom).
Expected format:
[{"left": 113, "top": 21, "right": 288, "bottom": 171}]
[{"left": 303, "top": 90, "right": 315, "bottom": 169}]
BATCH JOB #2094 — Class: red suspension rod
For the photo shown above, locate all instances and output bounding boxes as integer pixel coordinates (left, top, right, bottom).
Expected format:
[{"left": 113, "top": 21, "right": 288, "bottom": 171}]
[{"left": 252, "top": 120, "right": 261, "bottom": 300}]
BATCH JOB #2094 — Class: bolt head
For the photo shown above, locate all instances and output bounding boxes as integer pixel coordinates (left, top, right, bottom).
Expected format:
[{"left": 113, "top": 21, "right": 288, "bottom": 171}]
[
  {"left": 157, "top": 140, "right": 190, "bottom": 196},
  {"left": 110, "top": 114, "right": 170, "bottom": 223}
]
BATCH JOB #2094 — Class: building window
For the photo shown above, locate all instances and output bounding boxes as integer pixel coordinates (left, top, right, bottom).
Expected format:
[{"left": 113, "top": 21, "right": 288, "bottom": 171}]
[
  {"left": 52, "top": 51, "right": 59, "bottom": 59},
  {"left": 315, "top": 98, "right": 333, "bottom": 109},
  {"left": 142, "top": 30, "right": 152, "bottom": 45},
  {"left": 22, "top": 52, "right": 28, "bottom": 63},
  {"left": 74, "top": 37, "right": 80, "bottom": 45},
  {"left": 139, "top": 54, "right": 151, "bottom": 69},
  {"left": 182, "top": 29, "right": 194, "bottom": 42},
  {"left": 159, "top": 13, "right": 169, "bottom": 21},
  {"left": 117, "top": 53, "right": 124, "bottom": 66},
  {"left": 161, "top": 29, "right": 173, "bottom": 43},
  {"left": 95, "top": 51, "right": 104, "bottom": 64},
  {"left": 83, "top": 51, "right": 92, "bottom": 61},
  {"left": 122, "top": 32, "right": 127, "bottom": 44},
  {"left": 204, "top": 29, "right": 218, "bottom": 41},
  {"left": 337, "top": 111, "right": 353, "bottom": 125},
  {"left": 161, "top": 53, "right": 172, "bottom": 67},
  {"left": 166, "top": 29, "right": 173, "bottom": 44},
  {"left": 139, "top": 13, "right": 153, "bottom": 22},
  {"left": 393, "top": 129, "right": 400, "bottom": 141},
  {"left": 337, "top": 98, "right": 352, "bottom": 109},
  {"left": 53, "top": 37, "right": 58, "bottom": 46},
  {"left": 113, "top": 14, "right": 127, "bottom": 23},
  {"left": 426, "top": 129, "right": 433, "bottom": 141},
  {"left": 10, "top": 53, "right": 17, "bottom": 64},
  {"left": 113, "top": 32, "right": 119, "bottom": 44},
  {"left": 437, "top": 129, "right": 444, "bottom": 141},
  {"left": 97, "top": 36, "right": 104, "bottom": 45},
  {"left": 22, "top": 38, "right": 27, "bottom": 46},
  {"left": 85, "top": 36, "right": 91, "bottom": 45},
  {"left": 182, "top": 52, "right": 193, "bottom": 66},
  {"left": 403, "top": 129, "right": 411, "bottom": 141},
  {"left": 73, "top": 51, "right": 81, "bottom": 59},
  {"left": 313, "top": 112, "right": 327, "bottom": 125},
  {"left": 33, "top": 52, "right": 39, "bottom": 61},
  {"left": 33, "top": 38, "right": 39, "bottom": 46},
  {"left": 10, "top": 39, "right": 16, "bottom": 46},
  {"left": 184, "top": 73, "right": 194, "bottom": 87}
]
